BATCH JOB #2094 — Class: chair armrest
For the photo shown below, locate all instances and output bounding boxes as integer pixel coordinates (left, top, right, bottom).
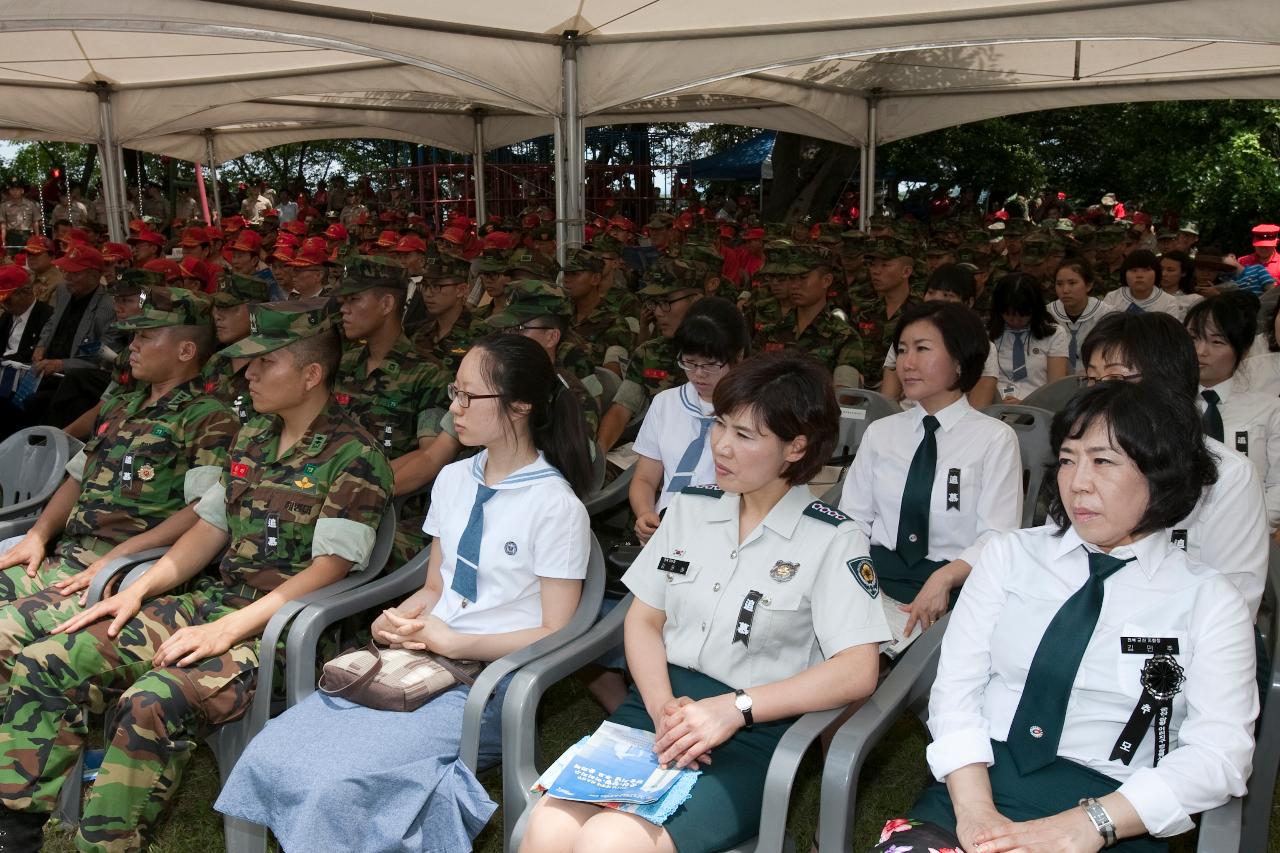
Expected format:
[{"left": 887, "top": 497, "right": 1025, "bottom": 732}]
[
  {"left": 283, "top": 549, "right": 432, "bottom": 706},
  {"left": 754, "top": 707, "right": 846, "bottom": 851},
  {"left": 83, "top": 547, "right": 169, "bottom": 606},
  {"left": 818, "top": 612, "right": 949, "bottom": 853},
  {"left": 457, "top": 537, "right": 606, "bottom": 771},
  {"left": 501, "top": 595, "right": 632, "bottom": 847},
  {"left": 1195, "top": 797, "right": 1241, "bottom": 852}
]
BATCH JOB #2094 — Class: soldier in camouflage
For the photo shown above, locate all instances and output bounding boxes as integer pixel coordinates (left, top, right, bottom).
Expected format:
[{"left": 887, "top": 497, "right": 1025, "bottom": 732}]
[
  {"left": 596, "top": 257, "right": 704, "bottom": 452},
  {"left": 469, "top": 246, "right": 512, "bottom": 324},
  {"left": 754, "top": 245, "right": 867, "bottom": 388},
  {"left": 205, "top": 272, "right": 271, "bottom": 424},
  {"left": 0, "top": 299, "right": 392, "bottom": 852},
  {"left": 406, "top": 254, "right": 476, "bottom": 373},
  {"left": 0, "top": 287, "right": 236, "bottom": 689},
  {"left": 590, "top": 235, "right": 643, "bottom": 320},
  {"left": 851, "top": 237, "right": 923, "bottom": 389},
  {"left": 485, "top": 278, "right": 605, "bottom": 432},
  {"left": 563, "top": 246, "right": 638, "bottom": 374}
]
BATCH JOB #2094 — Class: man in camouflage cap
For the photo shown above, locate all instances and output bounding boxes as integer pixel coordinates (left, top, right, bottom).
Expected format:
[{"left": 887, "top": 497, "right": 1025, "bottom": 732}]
[
  {"left": 739, "top": 240, "right": 798, "bottom": 334},
  {"left": 205, "top": 271, "right": 272, "bottom": 423},
  {"left": 335, "top": 258, "right": 452, "bottom": 560},
  {"left": 0, "top": 285, "right": 237, "bottom": 699},
  {"left": 590, "top": 234, "right": 643, "bottom": 319},
  {"left": 469, "top": 244, "right": 513, "bottom": 324},
  {"left": 597, "top": 256, "right": 704, "bottom": 451},
  {"left": 1092, "top": 223, "right": 1131, "bottom": 295},
  {"left": 991, "top": 218, "right": 1031, "bottom": 275},
  {"left": 405, "top": 253, "right": 475, "bottom": 372},
  {"left": 755, "top": 245, "right": 866, "bottom": 388},
  {"left": 0, "top": 298, "right": 392, "bottom": 851},
  {"left": 851, "top": 236, "right": 922, "bottom": 389},
  {"left": 562, "top": 246, "right": 637, "bottom": 375}
]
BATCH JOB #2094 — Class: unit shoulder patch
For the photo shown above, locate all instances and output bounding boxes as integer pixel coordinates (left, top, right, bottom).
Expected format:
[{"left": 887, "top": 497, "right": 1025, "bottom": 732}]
[{"left": 848, "top": 556, "right": 879, "bottom": 598}]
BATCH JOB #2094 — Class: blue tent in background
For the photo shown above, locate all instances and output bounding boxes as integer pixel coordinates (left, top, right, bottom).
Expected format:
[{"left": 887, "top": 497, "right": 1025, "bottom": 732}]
[{"left": 684, "top": 130, "right": 775, "bottom": 181}]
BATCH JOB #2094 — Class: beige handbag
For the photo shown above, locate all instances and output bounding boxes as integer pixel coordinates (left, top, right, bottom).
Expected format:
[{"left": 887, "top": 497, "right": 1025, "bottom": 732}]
[{"left": 318, "top": 642, "right": 484, "bottom": 712}]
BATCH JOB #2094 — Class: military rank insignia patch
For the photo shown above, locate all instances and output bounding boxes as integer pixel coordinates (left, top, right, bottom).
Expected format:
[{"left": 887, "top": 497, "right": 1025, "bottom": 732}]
[
  {"left": 137, "top": 463, "right": 156, "bottom": 482},
  {"left": 848, "top": 556, "right": 879, "bottom": 598}
]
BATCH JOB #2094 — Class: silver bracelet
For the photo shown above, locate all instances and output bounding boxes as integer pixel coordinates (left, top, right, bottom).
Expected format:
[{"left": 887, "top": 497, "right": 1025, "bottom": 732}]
[{"left": 1078, "top": 797, "right": 1117, "bottom": 848}]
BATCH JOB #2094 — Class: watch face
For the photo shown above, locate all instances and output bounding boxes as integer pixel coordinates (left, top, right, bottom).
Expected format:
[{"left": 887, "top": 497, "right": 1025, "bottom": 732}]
[{"left": 735, "top": 692, "right": 752, "bottom": 711}]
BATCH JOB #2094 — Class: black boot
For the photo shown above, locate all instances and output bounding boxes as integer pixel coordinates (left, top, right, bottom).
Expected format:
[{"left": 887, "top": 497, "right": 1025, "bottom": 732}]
[{"left": 0, "top": 807, "right": 46, "bottom": 853}]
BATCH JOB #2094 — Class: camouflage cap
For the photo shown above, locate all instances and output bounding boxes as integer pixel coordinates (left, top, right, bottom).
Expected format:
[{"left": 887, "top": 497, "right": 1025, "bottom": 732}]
[
  {"left": 791, "top": 243, "right": 835, "bottom": 270},
  {"left": 562, "top": 246, "right": 604, "bottom": 274},
  {"left": 1092, "top": 224, "right": 1129, "bottom": 247},
  {"left": 672, "top": 241, "right": 721, "bottom": 276},
  {"left": 116, "top": 286, "right": 213, "bottom": 331},
  {"left": 475, "top": 247, "right": 511, "bottom": 274},
  {"left": 862, "top": 236, "right": 912, "bottom": 260},
  {"left": 638, "top": 257, "right": 702, "bottom": 296},
  {"left": 590, "top": 234, "right": 625, "bottom": 257},
  {"left": 760, "top": 240, "right": 805, "bottom": 276},
  {"left": 108, "top": 268, "right": 162, "bottom": 299},
  {"left": 1003, "top": 219, "right": 1032, "bottom": 237},
  {"left": 219, "top": 298, "right": 335, "bottom": 358},
  {"left": 811, "top": 222, "right": 845, "bottom": 245},
  {"left": 337, "top": 256, "right": 409, "bottom": 296},
  {"left": 1020, "top": 234, "right": 1052, "bottom": 263},
  {"left": 485, "top": 279, "right": 571, "bottom": 329},
  {"left": 421, "top": 253, "right": 471, "bottom": 283},
  {"left": 528, "top": 221, "right": 556, "bottom": 242},
  {"left": 505, "top": 247, "right": 560, "bottom": 280},
  {"left": 955, "top": 246, "right": 993, "bottom": 270},
  {"left": 212, "top": 272, "right": 271, "bottom": 307}
]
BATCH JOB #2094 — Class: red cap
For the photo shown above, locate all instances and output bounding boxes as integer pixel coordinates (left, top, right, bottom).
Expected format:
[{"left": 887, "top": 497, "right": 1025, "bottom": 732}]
[
  {"left": 142, "top": 258, "right": 183, "bottom": 282},
  {"left": 446, "top": 214, "right": 473, "bottom": 231},
  {"left": 222, "top": 215, "right": 247, "bottom": 233},
  {"left": 375, "top": 229, "right": 400, "bottom": 248},
  {"left": 483, "top": 231, "right": 512, "bottom": 251},
  {"left": 127, "top": 230, "right": 166, "bottom": 247},
  {"left": 23, "top": 235, "right": 54, "bottom": 255},
  {"left": 378, "top": 210, "right": 401, "bottom": 223},
  {"left": 1132, "top": 211, "right": 1153, "bottom": 226},
  {"left": 178, "top": 255, "right": 208, "bottom": 279},
  {"left": 1252, "top": 224, "right": 1280, "bottom": 248},
  {"left": 102, "top": 242, "right": 133, "bottom": 263},
  {"left": 521, "top": 213, "right": 542, "bottom": 229},
  {"left": 61, "top": 227, "right": 92, "bottom": 247},
  {"left": 280, "top": 220, "right": 307, "bottom": 236},
  {"left": 742, "top": 227, "right": 766, "bottom": 240},
  {"left": 262, "top": 208, "right": 280, "bottom": 219},
  {"left": 178, "top": 227, "right": 209, "bottom": 248},
  {"left": 274, "top": 232, "right": 300, "bottom": 249},
  {"left": 228, "top": 230, "right": 263, "bottom": 254},
  {"left": 354, "top": 212, "right": 371, "bottom": 226},
  {"left": 608, "top": 215, "right": 636, "bottom": 232},
  {"left": 392, "top": 235, "right": 428, "bottom": 254},
  {"left": 324, "top": 223, "right": 349, "bottom": 241},
  {"left": 53, "top": 243, "right": 106, "bottom": 273},
  {"left": 127, "top": 218, "right": 147, "bottom": 234},
  {"left": 289, "top": 241, "right": 330, "bottom": 267},
  {"left": 440, "top": 227, "right": 467, "bottom": 246},
  {"left": 0, "top": 264, "right": 30, "bottom": 298},
  {"left": 270, "top": 244, "right": 296, "bottom": 264}
]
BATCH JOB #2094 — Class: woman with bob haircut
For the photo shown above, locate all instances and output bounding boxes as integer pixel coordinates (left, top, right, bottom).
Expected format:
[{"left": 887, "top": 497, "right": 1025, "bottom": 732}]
[
  {"left": 1184, "top": 291, "right": 1280, "bottom": 529},
  {"left": 1046, "top": 258, "right": 1116, "bottom": 379},
  {"left": 841, "top": 301, "right": 1022, "bottom": 648},
  {"left": 988, "top": 272, "right": 1061, "bottom": 402},
  {"left": 879, "top": 264, "right": 999, "bottom": 408},
  {"left": 1159, "top": 249, "right": 1203, "bottom": 315},
  {"left": 873, "top": 380, "right": 1257, "bottom": 853},
  {"left": 631, "top": 296, "right": 751, "bottom": 544},
  {"left": 1101, "top": 249, "right": 1184, "bottom": 318},
  {"left": 216, "top": 334, "right": 594, "bottom": 852},
  {"left": 520, "top": 351, "right": 890, "bottom": 853}
]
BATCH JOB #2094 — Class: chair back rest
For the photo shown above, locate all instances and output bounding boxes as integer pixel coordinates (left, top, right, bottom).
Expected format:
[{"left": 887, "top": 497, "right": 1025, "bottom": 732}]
[
  {"left": 982, "top": 404, "right": 1055, "bottom": 528},
  {"left": 593, "top": 366, "right": 622, "bottom": 411},
  {"left": 1022, "top": 375, "right": 1085, "bottom": 412},
  {"left": 0, "top": 426, "right": 81, "bottom": 514},
  {"left": 832, "top": 387, "right": 902, "bottom": 462},
  {"left": 365, "top": 505, "right": 399, "bottom": 578}
]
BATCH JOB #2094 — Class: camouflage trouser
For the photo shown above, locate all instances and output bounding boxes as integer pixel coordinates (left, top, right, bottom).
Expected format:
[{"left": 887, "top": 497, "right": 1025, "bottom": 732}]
[
  {"left": 0, "top": 579, "right": 260, "bottom": 853},
  {"left": 0, "top": 584, "right": 88, "bottom": 695},
  {"left": 0, "top": 534, "right": 112, "bottom": 605}
]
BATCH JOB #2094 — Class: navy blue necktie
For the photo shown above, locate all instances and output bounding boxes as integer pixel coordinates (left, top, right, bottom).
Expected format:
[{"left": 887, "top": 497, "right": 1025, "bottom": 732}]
[
  {"left": 1201, "top": 389, "right": 1224, "bottom": 443},
  {"left": 1010, "top": 331, "right": 1029, "bottom": 381},
  {"left": 451, "top": 484, "right": 497, "bottom": 602},
  {"left": 1126, "top": 299, "right": 1145, "bottom": 314},
  {"left": 666, "top": 416, "right": 714, "bottom": 493}
]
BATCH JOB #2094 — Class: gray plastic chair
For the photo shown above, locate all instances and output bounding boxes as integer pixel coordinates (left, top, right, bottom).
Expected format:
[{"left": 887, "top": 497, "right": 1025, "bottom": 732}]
[
  {"left": 0, "top": 427, "right": 83, "bottom": 521},
  {"left": 583, "top": 462, "right": 636, "bottom": 519},
  {"left": 503, "top": 594, "right": 844, "bottom": 853},
  {"left": 982, "top": 403, "right": 1054, "bottom": 528},
  {"left": 832, "top": 387, "right": 901, "bottom": 462},
  {"left": 593, "top": 366, "right": 623, "bottom": 411},
  {"left": 1021, "top": 375, "right": 1085, "bottom": 412}
]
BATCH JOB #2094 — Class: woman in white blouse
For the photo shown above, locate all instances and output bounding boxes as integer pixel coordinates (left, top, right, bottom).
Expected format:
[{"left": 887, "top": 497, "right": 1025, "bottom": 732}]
[
  {"left": 874, "top": 380, "right": 1256, "bottom": 853},
  {"left": 988, "top": 272, "right": 1062, "bottom": 403},
  {"left": 1100, "top": 249, "right": 1184, "bottom": 318},
  {"left": 841, "top": 301, "right": 1022, "bottom": 645}
]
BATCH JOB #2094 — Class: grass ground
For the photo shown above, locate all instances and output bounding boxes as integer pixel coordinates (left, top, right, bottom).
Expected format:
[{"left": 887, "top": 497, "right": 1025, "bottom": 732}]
[{"left": 41, "top": 673, "right": 1279, "bottom": 852}]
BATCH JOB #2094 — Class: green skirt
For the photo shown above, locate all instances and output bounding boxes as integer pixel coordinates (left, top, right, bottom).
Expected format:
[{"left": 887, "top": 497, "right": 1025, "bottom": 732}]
[
  {"left": 910, "top": 739, "right": 1167, "bottom": 852},
  {"left": 869, "top": 543, "right": 953, "bottom": 606},
  {"left": 608, "top": 665, "right": 797, "bottom": 853}
]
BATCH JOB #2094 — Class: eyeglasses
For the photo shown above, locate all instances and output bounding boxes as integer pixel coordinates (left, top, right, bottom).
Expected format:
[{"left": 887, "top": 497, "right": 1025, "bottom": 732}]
[
  {"left": 1084, "top": 373, "right": 1142, "bottom": 386},
  {"left": 677, "top": 357, "right": 728, "bottom": 376},
  {"left": 643, "top": 293, "right": 697, "bottom": 312},
  {"left": 447, "top": 384, "right": 502, "bottom": 408}
]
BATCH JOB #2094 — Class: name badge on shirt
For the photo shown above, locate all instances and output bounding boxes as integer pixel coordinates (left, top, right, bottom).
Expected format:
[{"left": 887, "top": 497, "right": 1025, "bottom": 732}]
[
  {"left": 657, "top": 557, "right": 689, "bottom": 575},
  {"left": 264, "top": 512, "right": 280, "bottom": 558},
  {"left": 1235, "top": 431, "right": 1249, "bottom": 456},
  {"left": 119, "top": 453, "right": 134, "bottom": 487},
  {"left": 1170, "top": 529, "right": 1188, "bottom": 551},
  {"left": 946, "top": 468, "right": 961, "bottom": 511},
  {"left": 1121, "top": 636, "right": 1181, "bottom": 656},
  {"left": 732, "top": 590, "right": 763, "bottom": 647}
]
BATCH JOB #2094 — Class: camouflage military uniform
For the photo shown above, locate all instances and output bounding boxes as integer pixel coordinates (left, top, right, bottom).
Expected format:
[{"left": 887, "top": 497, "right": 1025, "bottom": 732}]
[
  {"left": 755, "top": 305, "right": 867, "bottom": 388},
  {"left": 0, "top": 304, "right": 390, "bottom": 853},
  {"left": 200, "top": 356, "right": 255, "bottom": 424},
  {"left": 413, "top": 306, "right": 477, "bottom": 374},
  {"left": 850, "top": 293, "right": 923, "bottom": 390},
  {"left": 612, "top": 334, "right": 679, "bottom": 416},
  {"left": 566, "top": 248, "right": 637, "bottom": 367}
]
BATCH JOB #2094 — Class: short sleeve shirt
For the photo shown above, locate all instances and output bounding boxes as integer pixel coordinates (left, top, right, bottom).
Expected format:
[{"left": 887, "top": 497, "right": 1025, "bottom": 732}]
[
  {"left": 633, "top": 382, "right": 717, "bottom": 512},
  {"left": 622, "top": 485, "right": 891, "bottom": 689},
  {"left": 425, "top": 450, "right": 591, "bottom": 635},
  {"left": 334, "top": 334, "right": 452, "bottom": 453}
]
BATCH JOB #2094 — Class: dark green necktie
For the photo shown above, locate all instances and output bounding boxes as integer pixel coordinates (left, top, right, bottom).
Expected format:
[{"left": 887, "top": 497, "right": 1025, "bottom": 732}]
[
  {"left": 897, "top": 415, "right": 940, "bottom": 565},
  {"left": 1201, "top": 389, "right": 1224, "bottom": 443},
  {"left": 1006, "top": 550, "right": 1133, "bottom": 775}
]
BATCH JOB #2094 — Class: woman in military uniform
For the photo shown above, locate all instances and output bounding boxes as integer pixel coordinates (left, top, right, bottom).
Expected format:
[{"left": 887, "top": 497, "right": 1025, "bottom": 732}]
[
  {"left": 874, "top": 380, "right": 1256, "bottom": 853},
  {"left": 521, "top": 350, "right": 890, "bottom": 853}
]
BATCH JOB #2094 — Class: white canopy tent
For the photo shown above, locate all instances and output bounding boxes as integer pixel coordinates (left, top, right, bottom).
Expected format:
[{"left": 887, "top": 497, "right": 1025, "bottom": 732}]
[{"left": 0, "top": 0, "right": 1276, "bottom": 242}]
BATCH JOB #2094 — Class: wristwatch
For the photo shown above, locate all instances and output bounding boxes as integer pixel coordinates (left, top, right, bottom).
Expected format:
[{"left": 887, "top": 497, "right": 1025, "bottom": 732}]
[
  {"left": 1078, "top": 797, "right": 1117, "bottom": 848},
  {"left": 733, "top": 689, "right": 754, "bottom": 728}
]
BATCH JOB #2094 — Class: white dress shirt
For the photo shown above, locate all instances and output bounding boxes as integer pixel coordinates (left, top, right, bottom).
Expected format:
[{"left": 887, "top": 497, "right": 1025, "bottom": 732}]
[
  {"left": 927, "top": 526, "right": 1257, "bottom": 837},
  {"left": 3, "top": 302, "right": 33, "bottom": 358},
  {"left": 993, "top": 328, "right": 1065, "bottom": 400},
  {"left": 1237, "top": 348, "right": 1280, "bottom": 398},
  {"left": 1100, "top": 287, "right": 1184, "bottom": 319},
  {"left": 422, "top": 451, "right": 590, "bottom": 635},
  {"left": 839, "top": 395, "right": 1023, "bottom": 568},
  {"left": 1046, "top": 297, "right": 1116, "bottom": 374},
  {"left": 1197, "top": 375, "right": 1280, "bottom": 527},
  {"left": 633, "top": 382, "right": 717, "bottom": 512}
]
